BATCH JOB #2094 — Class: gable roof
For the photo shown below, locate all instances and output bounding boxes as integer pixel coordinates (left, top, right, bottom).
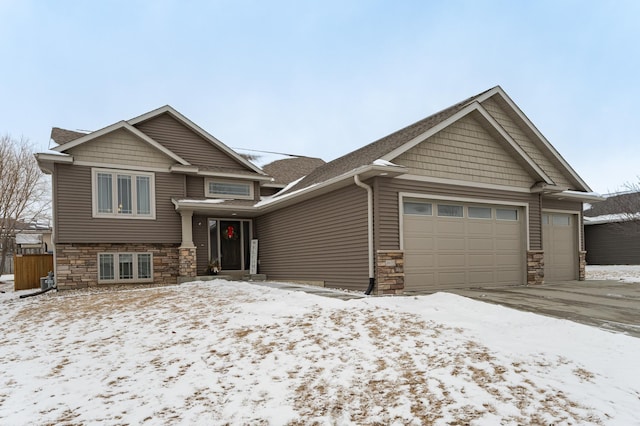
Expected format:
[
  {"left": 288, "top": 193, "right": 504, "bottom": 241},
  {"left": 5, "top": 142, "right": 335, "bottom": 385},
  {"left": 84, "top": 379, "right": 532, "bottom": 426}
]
[
  {"left": 49, "top": 105, "right": 268, "bottom": 177},
  {"left": 128, "top": 105, "right": 267, "bottom": 176},
  {"left": 263, "top": 156, "right": 326, "bottom": 186},
  {"left": 52, "top": 120, "right": 190, "bottom": 165},
  {"left": 281, "top": 86, "right": 592, "bottom": 196},
  {"left": 50, "top": 127, "right": 87, "bottom": 145},
  {"left": 584, "top": 192, "right": 640, "bottom": 217}
]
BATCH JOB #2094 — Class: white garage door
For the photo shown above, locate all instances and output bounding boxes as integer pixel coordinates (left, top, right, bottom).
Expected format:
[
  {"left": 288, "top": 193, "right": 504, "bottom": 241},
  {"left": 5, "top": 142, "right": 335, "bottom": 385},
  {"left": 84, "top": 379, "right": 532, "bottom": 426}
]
[
  {"left": 542, "top": 213, "right": 577, "bottom": 281},
  {"left": 403, "top": 199, "right": 524, "bottom": 292}
]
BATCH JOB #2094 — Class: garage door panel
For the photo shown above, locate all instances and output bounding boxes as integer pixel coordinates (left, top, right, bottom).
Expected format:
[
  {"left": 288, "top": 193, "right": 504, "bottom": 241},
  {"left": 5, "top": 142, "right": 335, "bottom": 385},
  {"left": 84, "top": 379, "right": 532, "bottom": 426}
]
[
  {"left": 469, "top": 271, "right": 495, "bottom": 284},
  {"left": 467, "top": 222, "right": 493, "bottom": 235},
  {"left": 404, "top": 237, "right": 434, "bottom": 250},
  {"left": 438, "top": 221, "right": 465, "bottom": 234},
  {"left": 403, "top": 199, "right": 524, "bottom": 291},
  {"left": 468, "top": 254, "right": 494, "bottom": 266},
  {"left": 405, "top": 253, "right": 434, "bottom": 268},
  {"left": 437, "top": 271, "right": 467, "bottom": 285},
  {"left": 438, "top": 254, "right": 466, "bottom": 267},
  {"left": 468, "top": 238, "right": 494, "bottom": 250},
  {"left": 437, "top": 237, "right": 465, "bottom": 250}
]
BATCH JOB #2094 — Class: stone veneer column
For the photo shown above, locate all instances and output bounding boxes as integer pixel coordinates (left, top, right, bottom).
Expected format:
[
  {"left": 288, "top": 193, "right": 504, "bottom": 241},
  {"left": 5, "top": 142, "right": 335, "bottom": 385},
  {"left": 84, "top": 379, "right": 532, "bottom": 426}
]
[
  {"left": 376, "top": 250, "right": 404, "bottom": 295},
  {"left": 178, "top": 247, "right": 197, "bottom": 280},
  {"left": 578, "top": 251, "right": 587, "bottom": 281},
  {"left": 527, "top": 250, "right": 544, "bottom": 285}
]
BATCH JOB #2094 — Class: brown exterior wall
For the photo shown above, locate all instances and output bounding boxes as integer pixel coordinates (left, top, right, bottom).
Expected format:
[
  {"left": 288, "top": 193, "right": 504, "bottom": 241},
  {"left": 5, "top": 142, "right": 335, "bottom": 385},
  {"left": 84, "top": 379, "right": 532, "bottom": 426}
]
[
  {"left": 193, "top": 215, "right": 209, "bottom": 275},
  {"left": 54, "top": 164, "right": 184, "bottom": 244},
  {"left": 134, "top": 113, "right": 246, "bottom": 170},
  {"left": 255, "top": 184, "right": 369, "bottom": 291},
  {"left": 55, "top": 243, "right": 179, "bottom": 289},
  {"left": 374, "top": 177, "right": 540, "bottom": 250},
  {"left": 585, "top": 222, "right": 640, "bottom": 265}
]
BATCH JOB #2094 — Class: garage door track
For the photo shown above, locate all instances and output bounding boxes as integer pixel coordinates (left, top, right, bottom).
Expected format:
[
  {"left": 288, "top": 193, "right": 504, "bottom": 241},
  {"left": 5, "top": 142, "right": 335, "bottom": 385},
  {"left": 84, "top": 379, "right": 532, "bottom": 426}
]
[{"left": 446, "top": 280, "right": 640, "bottom": 338}]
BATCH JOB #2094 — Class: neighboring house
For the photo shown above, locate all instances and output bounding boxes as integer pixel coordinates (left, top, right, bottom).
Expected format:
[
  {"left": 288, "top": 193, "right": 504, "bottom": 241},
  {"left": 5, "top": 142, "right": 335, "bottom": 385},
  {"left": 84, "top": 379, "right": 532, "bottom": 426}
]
[
  {"left": 584, "top": 192, "right": 640, "bottom": 265},
  {"left": 36, "top": 86, "right": 600, "bottom": 294}
]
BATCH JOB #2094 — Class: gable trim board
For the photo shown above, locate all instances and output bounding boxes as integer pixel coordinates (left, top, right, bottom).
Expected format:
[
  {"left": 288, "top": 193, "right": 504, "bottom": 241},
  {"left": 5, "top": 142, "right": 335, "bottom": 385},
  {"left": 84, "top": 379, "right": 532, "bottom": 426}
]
[{"left": 38, "top": 86, "right": 599, "bottom": 292}]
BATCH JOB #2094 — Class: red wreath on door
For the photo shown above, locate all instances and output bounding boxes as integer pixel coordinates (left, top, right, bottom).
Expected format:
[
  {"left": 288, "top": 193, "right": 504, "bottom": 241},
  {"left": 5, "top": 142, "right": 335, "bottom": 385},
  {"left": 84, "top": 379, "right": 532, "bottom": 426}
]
[{"left": 225, "top": 225, "right": 235, "bottom": 239}]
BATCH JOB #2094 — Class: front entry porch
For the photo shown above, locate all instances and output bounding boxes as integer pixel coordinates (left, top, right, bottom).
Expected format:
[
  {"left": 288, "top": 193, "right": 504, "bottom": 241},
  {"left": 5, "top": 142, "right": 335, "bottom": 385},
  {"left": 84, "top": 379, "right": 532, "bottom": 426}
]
[{"left": 177, "top": 208, "right": 259, "bottom": 282}]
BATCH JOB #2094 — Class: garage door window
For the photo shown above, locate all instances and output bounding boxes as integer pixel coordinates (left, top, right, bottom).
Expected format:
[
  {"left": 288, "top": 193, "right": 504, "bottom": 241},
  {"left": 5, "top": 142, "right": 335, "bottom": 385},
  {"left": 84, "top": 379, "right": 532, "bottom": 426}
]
[
  {"left": 403, "top": 201, "right": 432, "bottom": 216},
  {"left": 496, "top": 208, "right": 518, "bottom": 221},
  {"left": 437, "top": 204, "right": 463, "bottom": 217},
  {"left": 552, "top": 214, "right": 571, "bottom": 226},
  {"left": 468, "top": 206, "right": 492, "bottom": 219}
]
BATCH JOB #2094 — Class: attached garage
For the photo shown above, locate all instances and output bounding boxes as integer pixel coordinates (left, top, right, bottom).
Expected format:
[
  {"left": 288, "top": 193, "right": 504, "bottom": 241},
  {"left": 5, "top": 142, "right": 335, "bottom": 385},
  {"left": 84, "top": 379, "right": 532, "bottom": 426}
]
[
  {"left": 402, "top": 198, "right": 525, "bottom": 292},
  {"left": 542, "top": 212, "right": 578, "bottom": 281}
]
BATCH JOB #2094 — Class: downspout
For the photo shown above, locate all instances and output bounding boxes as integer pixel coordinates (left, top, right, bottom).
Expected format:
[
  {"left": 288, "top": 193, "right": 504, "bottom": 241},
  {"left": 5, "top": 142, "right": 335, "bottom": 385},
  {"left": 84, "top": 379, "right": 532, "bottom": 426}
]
[{"left": 354, "top": 175, "right": 375, "bottom": 295}]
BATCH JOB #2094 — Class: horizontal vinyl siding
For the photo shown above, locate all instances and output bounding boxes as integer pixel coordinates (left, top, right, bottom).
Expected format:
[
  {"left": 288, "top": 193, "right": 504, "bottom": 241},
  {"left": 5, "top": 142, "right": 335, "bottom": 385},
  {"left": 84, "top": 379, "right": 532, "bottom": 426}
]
[
  {"left": 55, "top": 164, "right": 184, "bottom": 243},
  {"left": 135, "top": 113, "right": 246, "bottom": 170},
  {"left": 67, "top": 128, "right": 174, "bottom": 169},
  {"left": 393, "top": 114, "right": 534, "bottom": 188},
  {"left": 542, "top": 198, "right": 582, "bottom": 212},
  {"left": 255, "top": 185, "right": 368, "bottom": 291},
  {"left": 186, "top": 176, "right": 205, "bottom": 198},
  {"left": 585, "top": 222, "right": 640, "bottom": 265},
  {"left": 193, "top": 215, "right": 210, "bottom": 275},
  {"left": 375, "top": 177, "right": 539, "bottom": 250},
  {"left": 481, "top": 97, "right": 574, "bottom": 189}
]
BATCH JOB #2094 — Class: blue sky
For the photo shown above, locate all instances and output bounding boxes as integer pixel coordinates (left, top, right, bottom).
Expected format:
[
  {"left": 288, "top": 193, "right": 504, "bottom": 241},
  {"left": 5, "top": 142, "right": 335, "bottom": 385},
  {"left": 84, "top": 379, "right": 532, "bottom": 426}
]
[{"left": 1, "top": 0, "right": 638, "bottom": 194}]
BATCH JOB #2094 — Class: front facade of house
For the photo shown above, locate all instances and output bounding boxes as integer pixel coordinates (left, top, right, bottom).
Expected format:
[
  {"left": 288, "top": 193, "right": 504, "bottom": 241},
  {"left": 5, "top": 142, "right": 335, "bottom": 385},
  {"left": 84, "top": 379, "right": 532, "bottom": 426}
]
[{"left": 37, "top": 87, "right": 600, "bottom": 294}]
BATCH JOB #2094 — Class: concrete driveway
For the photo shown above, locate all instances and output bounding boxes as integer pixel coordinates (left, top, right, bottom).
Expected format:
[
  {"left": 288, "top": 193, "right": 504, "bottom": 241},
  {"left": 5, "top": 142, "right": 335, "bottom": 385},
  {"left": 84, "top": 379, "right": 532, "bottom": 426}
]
[{"left": 446, "top": 280, "right": 640, "bottom": 338}]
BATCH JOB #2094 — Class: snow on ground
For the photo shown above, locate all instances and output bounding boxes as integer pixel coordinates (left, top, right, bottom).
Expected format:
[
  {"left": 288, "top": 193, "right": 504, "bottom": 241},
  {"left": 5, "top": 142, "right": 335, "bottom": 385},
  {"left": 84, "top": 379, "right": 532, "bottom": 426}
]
[
  {"left": 1, "top": 273, "right": 639, "bottom": 425},
  {"left": 586, "top": 265, "right": 640, "bottom": 283}
]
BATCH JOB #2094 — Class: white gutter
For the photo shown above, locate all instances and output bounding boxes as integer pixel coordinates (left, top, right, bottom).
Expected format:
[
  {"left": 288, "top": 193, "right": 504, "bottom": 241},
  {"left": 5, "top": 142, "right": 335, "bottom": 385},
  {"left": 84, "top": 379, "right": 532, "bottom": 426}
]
[{"left": 354, "top": 174, "right": 375, "bottom": 294}]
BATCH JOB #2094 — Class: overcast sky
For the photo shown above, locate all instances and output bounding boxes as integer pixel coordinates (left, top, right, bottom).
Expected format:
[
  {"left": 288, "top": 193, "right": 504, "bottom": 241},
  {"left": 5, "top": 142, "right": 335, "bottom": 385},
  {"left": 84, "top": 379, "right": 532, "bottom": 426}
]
[{"left": 1, "top": 0, "right": 638, "bottom": 194}]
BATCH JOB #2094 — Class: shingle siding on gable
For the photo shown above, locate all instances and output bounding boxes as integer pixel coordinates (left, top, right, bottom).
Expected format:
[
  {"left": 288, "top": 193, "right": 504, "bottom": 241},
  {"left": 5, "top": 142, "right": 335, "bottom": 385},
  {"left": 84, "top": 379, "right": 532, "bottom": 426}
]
[
  {"left": 481, "top": 97, "right": 573, "bottom": 189},
  {"left": 54, "top": 164, "right": 184, "bottom": 244},
  {"left": 393, "top": 114, "right": 534, "bottom": 188},
  {"left": 134, "top": 113, "right": 245, "bottom": 170},
  {"left": 67, "top": 128, "right": 174, "bottom": 169}
]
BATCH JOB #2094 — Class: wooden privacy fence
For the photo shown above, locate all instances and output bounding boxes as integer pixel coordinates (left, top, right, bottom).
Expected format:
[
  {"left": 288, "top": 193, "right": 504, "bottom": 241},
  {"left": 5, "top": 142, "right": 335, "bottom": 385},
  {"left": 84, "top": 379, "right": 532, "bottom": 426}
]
[{"left": 14, "top": 254, "right": 54, "bottom": 291}]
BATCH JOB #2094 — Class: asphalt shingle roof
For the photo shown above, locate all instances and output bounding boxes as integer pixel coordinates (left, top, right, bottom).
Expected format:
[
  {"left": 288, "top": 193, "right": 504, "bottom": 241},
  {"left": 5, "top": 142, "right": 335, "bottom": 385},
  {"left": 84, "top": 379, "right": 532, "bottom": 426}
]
[{"left": 279, "top": 87, "right": 496, "bottom": 195}]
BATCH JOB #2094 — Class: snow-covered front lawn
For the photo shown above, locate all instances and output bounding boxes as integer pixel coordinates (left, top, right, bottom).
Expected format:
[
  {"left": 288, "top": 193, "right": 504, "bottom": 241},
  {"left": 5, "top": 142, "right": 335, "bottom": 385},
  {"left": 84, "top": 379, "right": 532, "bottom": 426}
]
[{"left": 1, "top": 271, "right": 639, "bottom": 424}]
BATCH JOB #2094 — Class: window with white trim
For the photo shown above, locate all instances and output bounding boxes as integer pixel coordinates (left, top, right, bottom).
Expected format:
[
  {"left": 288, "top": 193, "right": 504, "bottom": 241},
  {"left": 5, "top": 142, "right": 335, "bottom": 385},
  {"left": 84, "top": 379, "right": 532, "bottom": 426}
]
[
  {"left": 205, "top": 178, "right": 253, "bottom": 199},
  {"left": 496, "top": 208, "right": 518, "bottom": 221},
  {"left": 403, "top": 201, "right": 432, "bottom": 216},
  {"left": 93, "top": 169, "right": 155, "bottom": 218},
  {"left": 98, "top": 253, "right": 153, "bottom": 283}
]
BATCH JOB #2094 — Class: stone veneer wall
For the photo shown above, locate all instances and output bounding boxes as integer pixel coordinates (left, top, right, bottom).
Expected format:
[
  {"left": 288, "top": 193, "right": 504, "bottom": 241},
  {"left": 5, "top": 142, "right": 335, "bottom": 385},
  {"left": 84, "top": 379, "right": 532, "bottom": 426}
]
[
  {"left": 55, "top": 243, "right": 179, "bottom": 290},
  {"left": 376, "top": 250, "right": 404, "bottom": 295},
  {"left": 527, "top": 250, "right": 544, "bottom": 285},
  {"left": 579, "top": 251, "right": 586, "bottom": 281}
]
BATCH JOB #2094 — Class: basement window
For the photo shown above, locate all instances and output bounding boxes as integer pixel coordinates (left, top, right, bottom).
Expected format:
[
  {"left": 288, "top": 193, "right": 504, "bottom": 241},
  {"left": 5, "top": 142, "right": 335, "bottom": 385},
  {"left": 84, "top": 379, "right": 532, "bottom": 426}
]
[{"left": 98, "top": 253, "right": 153, "bottom": 283}]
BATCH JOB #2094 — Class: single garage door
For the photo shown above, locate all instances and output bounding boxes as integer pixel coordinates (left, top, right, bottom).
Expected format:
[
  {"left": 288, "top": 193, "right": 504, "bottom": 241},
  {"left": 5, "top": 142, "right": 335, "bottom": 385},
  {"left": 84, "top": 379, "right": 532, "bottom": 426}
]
[
  {"left": 542, "top": 213, "right": 577, "bottom": 281},
  {"left": 403, "top": 199, "right": 524, "bottom": 292}
]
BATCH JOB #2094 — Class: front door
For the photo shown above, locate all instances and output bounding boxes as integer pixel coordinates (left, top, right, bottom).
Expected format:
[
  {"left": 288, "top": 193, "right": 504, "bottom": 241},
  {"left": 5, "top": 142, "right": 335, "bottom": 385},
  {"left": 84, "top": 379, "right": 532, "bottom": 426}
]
[{"left": 209, "top": 219, "right": 251, "bottom": 271}]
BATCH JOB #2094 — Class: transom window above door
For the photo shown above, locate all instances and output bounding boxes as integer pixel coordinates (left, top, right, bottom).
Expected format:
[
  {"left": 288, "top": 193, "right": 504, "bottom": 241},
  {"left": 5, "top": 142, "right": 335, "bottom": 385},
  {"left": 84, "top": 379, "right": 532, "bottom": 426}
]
[
  {"left": 205, "top": 178, "right": 253, "bottom": 200},
  {"left": 92, "top": 168, "right": 155, "bottom": 219}
]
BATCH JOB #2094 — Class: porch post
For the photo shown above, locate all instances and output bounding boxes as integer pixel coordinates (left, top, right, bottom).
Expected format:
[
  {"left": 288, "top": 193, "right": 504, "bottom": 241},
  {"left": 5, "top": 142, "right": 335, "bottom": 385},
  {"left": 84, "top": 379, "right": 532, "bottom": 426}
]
[{"left": 178, "top": 210, "right": 197, "bottom": 280}]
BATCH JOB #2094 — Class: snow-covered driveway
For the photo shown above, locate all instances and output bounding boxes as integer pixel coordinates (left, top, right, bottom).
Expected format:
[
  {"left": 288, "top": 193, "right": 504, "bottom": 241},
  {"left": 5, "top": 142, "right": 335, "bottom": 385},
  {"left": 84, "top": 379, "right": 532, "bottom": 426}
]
[{"left": 1, "top": 279, "right": 639, "bottom": 425}]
